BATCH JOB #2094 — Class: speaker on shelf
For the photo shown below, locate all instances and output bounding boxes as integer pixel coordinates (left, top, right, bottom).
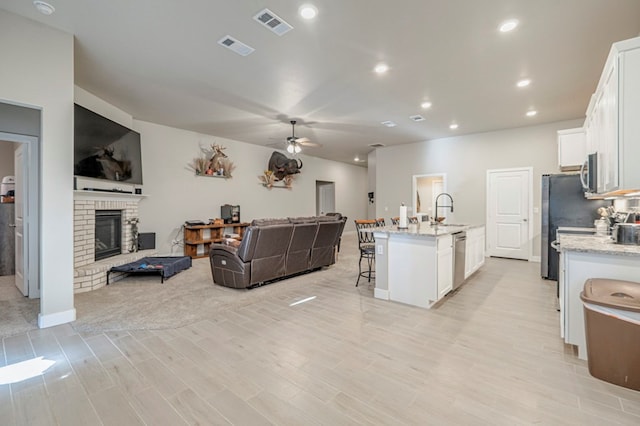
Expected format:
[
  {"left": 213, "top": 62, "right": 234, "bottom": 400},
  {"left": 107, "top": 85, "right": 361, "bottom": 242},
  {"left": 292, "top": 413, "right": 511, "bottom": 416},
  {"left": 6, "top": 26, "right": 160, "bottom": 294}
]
[
  {"left": 138, "top": 232, "right": 155, "bottom": 250},
  {"left": 135, "top": 188, "right": 142, "bottom": 194}
]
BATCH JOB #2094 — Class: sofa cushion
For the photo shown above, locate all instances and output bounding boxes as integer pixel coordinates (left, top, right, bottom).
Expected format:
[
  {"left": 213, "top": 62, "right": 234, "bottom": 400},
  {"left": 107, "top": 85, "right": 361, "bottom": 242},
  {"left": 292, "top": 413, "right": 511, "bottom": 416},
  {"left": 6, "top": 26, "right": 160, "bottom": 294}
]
[
  {"left": 285, "top": 222, "right": 318, "bottom": 275},
  {"left": 251, "top": 218, "right": 290, "bottom": 226},
  {"left": 288, "top": 216, "right": 318, "bottom": 224},
  {"left": 250, "top": 224, "right": 293, "bottom": 284}
]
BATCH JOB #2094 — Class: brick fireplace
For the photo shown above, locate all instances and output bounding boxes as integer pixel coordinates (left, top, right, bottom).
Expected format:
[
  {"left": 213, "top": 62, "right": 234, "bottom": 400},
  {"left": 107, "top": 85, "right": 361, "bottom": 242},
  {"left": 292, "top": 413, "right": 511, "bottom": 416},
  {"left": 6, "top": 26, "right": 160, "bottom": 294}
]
[{"left": 73, "top": 192, "right": 152, "bottom": 292}]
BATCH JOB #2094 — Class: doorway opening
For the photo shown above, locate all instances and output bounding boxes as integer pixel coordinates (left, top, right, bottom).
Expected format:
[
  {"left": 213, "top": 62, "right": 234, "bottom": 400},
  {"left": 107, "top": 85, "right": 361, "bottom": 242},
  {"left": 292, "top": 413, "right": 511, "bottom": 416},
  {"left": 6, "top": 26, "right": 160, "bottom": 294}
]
[
  {"left": 413, "top": 173, "right": 447, "bottom": 222},
  {"left": 316, "top": 181, "right": 335, "bottom": 216},
  {"left": 0, "top": 133, "right": 40, "bottom": 300}
]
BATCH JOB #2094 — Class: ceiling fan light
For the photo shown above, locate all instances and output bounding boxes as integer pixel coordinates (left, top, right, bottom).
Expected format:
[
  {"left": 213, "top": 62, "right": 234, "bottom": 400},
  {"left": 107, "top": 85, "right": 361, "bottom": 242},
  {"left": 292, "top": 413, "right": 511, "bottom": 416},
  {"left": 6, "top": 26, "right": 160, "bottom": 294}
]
[
  {"left": 294, "top": 144, "right": 302, "bottom": 153},
  {"left": 287, "top": 143, "right": 295, "bottom": 153}
]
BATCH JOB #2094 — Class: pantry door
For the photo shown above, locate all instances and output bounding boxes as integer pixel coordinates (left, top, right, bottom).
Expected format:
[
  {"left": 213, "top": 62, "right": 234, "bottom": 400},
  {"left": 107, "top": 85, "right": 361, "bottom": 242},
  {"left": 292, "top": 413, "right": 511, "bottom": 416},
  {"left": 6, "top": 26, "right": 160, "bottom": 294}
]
[{"left": 486, "top": 168, "right": 532, "bottom": 260}]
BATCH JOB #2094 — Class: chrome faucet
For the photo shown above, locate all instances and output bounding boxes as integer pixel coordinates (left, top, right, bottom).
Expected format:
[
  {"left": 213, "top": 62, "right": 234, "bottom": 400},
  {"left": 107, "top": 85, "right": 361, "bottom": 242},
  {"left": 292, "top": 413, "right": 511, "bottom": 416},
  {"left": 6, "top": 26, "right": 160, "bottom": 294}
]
[{"left": 434, "top": 193, "right": 454, "bottom": 223}]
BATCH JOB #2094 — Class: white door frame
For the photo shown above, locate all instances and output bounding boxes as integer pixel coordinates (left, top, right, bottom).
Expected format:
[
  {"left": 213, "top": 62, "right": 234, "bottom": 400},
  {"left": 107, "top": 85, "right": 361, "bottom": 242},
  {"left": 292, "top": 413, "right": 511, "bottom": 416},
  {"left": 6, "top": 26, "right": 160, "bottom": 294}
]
[
  {"left": 412, "top": 173, "right": 447, "bottom": 220},
  {"left": 486, "top": 167, "right": 534, "bottom": 261},
  {"left": 0, "top": 132, "right": 40, "bottom": 299},
  {"left": 315, "top": 180, "right": 335, "bottom": 216}
]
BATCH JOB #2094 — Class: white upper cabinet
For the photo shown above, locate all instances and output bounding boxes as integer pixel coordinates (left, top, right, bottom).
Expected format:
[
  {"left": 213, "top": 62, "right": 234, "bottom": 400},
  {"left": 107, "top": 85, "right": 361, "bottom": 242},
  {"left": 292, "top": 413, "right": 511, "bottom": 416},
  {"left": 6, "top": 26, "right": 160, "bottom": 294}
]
[
  {"left": 557, "top": 128, "right": 586, "bottom": 171},
  {"left": 584, "top": 36, "right": 640, "bottom": 195}
]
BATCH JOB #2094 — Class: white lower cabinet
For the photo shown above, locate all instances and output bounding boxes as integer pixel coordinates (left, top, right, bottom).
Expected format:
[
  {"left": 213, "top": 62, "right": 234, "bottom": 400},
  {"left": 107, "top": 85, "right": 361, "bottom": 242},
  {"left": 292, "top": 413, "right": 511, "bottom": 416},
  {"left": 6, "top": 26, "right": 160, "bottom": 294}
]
[
  {"left": 560, "top": 249, "right": 640, "bottom": 360},
  {"left": 437, "top": 234, "right": 453, "bottom": 299},
  {"left": 465, "top": 226, "right": 485, "bottom": 279}
]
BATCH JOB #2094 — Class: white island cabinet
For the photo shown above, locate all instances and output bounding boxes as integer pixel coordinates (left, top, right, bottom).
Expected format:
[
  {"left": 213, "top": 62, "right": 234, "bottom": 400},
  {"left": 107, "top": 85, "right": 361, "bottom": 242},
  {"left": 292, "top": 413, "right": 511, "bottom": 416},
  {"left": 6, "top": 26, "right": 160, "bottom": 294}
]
[
  {"left": 557, "top": 234, "right": 640, "bottom": 360},
  {"left": 465, "top": 226, "right": 485, "bottom": 279},
  {"left": 373, "top": 224, "right": 484, "bottom": 309}
]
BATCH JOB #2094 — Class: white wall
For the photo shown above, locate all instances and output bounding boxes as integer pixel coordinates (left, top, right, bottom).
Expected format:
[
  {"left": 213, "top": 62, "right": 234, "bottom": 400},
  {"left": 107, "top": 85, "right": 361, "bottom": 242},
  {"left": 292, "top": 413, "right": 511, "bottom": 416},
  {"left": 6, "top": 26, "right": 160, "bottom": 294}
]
[
  {"left": 367, "top": 150, "right": 377, "bottom": 219},
  {"left": 0, "top": 141, "right": 15, "bottom": 178},
  {"left": 374, "top": 119, "right": 583, "bottom": 257},
  {"left": 135, "top": 120, "right": 367, "bottom": 254},
  {"left": 0, "top": 10, "right": 75, "bottom": 324}
]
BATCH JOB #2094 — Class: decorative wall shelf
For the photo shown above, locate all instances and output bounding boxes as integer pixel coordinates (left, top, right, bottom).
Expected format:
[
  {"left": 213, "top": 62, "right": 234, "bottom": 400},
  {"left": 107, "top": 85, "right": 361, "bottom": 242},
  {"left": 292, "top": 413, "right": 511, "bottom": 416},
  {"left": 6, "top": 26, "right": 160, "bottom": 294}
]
[{"left": 195, "top": 173, "right": 227, "bottom": 179}]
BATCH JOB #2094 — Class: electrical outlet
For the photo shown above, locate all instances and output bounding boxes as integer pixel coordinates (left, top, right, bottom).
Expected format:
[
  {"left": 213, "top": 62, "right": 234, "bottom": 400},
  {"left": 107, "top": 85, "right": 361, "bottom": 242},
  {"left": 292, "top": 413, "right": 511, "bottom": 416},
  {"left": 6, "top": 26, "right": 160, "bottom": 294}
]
[{"left": 377, "top": 244, "right": 383, "bottom": 255}]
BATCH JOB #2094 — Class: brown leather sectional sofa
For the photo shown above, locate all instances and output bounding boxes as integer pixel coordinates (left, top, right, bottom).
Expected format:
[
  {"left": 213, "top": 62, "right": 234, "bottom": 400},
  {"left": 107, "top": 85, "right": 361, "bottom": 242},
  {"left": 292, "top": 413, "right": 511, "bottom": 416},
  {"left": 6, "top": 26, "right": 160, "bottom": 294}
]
[{"left": 209, "top": 215, "right": 347, "bottom": 289}]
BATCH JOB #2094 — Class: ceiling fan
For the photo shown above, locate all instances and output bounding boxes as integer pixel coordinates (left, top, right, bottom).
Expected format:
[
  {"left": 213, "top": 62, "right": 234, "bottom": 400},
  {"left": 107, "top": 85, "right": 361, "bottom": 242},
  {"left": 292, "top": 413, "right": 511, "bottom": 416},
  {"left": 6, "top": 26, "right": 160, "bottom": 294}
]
[{"left": 270, "top": 120, "right": 321, "bottom": 153}]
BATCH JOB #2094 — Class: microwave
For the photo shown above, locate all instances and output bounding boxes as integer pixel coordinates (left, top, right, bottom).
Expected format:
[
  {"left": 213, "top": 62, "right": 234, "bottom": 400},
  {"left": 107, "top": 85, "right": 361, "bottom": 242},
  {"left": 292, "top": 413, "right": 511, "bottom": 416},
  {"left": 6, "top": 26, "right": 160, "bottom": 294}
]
[{"left": 580, "top": 153, "right": 598, "bottom": 194}]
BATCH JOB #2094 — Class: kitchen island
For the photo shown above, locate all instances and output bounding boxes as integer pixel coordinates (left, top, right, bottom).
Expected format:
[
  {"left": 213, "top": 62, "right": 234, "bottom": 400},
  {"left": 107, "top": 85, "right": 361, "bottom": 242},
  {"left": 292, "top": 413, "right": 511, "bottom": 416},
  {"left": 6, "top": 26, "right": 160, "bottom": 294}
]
[
  {"left": 373, "top": 224, "right": 485, "bottom": 309},
  {"left": 557, "top": 234, "right": 640, "bottom": 359}
]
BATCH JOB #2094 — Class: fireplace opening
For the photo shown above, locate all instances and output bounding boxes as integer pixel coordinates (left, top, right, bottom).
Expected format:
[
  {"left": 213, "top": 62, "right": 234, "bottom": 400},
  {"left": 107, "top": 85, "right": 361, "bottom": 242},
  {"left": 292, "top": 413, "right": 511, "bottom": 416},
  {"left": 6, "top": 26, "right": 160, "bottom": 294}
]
[{"left": 95, "top": 210, "right": 122, "bottom": 261}]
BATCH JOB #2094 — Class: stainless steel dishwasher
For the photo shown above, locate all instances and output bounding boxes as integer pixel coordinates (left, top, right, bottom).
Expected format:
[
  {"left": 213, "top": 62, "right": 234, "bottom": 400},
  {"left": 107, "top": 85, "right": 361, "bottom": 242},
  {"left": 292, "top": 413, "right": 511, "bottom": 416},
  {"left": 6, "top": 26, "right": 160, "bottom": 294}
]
[{"left": 453, "top": 231, "right": 466, "bottom": 290}]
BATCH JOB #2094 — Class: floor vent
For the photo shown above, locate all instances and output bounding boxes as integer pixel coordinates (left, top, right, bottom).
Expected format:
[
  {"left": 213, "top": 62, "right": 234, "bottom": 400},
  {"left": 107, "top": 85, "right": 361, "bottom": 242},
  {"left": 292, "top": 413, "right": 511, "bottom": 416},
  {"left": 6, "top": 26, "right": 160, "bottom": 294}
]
[
  {"left": 217, "top": 35, "right": 255, "bottom": 56},
  {"left": 409, "top": 115, "right": 425, "bottom": 122},
  {"left": 253, "top": 8, "right": 293, "bottom": 36}
]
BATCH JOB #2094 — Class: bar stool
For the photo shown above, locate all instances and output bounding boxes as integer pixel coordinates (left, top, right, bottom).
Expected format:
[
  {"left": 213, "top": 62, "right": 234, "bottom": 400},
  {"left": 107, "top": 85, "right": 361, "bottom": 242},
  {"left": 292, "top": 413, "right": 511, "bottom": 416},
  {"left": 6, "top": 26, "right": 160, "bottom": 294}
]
[
  {"left": 390, "top": 217, "right": 400, "bottom": 225},
  {"left": 354, "top": 219, "right": 377, "bottom": 286},
  {"left": 376, "top": 217, "right": 386, "bottom": 226}
]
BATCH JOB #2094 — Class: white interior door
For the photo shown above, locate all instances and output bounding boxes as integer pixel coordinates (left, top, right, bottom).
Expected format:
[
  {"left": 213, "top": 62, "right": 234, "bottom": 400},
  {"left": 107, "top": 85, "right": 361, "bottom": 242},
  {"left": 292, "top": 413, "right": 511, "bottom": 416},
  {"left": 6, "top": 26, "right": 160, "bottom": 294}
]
[
  {"left": 14, "top": 144, "right": 27, "bottom": 296},
  {"left": 316, "top": 181, "right": 335, "bottom": 216},
  {"left": 487, "top": 168, "right": 531, "bottom": 260}
]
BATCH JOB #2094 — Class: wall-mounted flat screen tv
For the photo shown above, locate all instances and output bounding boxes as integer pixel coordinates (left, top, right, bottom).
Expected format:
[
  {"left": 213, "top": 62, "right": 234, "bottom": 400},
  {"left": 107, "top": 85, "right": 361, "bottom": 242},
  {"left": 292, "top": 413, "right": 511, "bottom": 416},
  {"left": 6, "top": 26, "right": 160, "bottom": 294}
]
[{"left": 74, "top": 103, "right": 143, "bottom": 185}]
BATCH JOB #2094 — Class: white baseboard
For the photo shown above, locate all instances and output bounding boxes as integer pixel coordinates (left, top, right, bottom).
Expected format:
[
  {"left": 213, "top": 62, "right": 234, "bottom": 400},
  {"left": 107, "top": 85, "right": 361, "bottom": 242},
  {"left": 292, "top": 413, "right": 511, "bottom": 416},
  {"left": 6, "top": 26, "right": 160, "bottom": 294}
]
[
  {"left": 38, "top": 308, "right": 77, "bottom": 328},
  {"left": 529, "top": 256, "right": 541, "bottom": 263},
  {"left": 374, "top": 288, "right": 389, "bottom": 300}
]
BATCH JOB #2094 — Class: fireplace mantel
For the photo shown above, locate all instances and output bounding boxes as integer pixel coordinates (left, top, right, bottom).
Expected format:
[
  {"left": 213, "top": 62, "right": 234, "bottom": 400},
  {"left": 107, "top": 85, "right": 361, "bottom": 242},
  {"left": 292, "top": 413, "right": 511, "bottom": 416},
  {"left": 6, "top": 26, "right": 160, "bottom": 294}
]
[{"left": 74, "top": 190, "right": 147, "bottom": 202}]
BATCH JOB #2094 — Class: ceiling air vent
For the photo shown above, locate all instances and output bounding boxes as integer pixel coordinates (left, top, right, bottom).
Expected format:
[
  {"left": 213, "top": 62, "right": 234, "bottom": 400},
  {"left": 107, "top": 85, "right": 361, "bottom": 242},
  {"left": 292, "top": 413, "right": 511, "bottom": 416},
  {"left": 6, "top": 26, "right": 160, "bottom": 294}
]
[
  {"left": 253, "top": 8, "right": 293, "bottom": 36},
  {"left": 217, "top": 35, "right": 255, "bottom": 56},
  {"left": 409, "top": 115, "right": 425, "bottom": 122},
  {"left": 369, "top": 143, "right": 386, "bottom": 148},
  {"left": 380, "top": 121, "right": 397, "bottom": 127}
]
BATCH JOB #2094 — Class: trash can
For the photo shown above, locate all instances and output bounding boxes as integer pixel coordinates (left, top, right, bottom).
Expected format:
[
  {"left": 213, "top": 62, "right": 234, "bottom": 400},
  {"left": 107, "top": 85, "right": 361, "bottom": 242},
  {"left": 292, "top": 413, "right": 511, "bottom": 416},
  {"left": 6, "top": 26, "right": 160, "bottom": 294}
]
[{"left": 580, "top": 278, "right": 640, "bottom": 391}]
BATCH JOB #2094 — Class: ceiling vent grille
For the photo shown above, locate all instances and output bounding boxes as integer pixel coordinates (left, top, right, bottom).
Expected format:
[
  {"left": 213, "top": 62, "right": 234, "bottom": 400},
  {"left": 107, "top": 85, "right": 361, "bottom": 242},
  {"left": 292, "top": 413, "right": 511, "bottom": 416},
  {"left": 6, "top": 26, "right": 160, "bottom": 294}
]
[
  {"left": 409, "top": 115, "right": 425, "bottom": 122},
  {"left": 217, "top": 35, "right": 255, "bottom": 56},
  {"left": 369, "top": 143, "right": 386, "bottom": 148},
  {"left": 253, "top": 8, "right": 293, "bottom": 36},
  {"left": 380, "top": 121, "right": 397, "bottom": 127}
]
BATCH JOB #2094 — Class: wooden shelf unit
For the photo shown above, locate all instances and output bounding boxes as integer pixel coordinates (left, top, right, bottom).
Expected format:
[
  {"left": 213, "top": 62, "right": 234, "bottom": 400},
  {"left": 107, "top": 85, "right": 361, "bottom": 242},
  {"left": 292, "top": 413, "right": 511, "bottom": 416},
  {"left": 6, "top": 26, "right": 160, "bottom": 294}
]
[{"left": 184, "top": 222, "right": 249, "bottom": 259}]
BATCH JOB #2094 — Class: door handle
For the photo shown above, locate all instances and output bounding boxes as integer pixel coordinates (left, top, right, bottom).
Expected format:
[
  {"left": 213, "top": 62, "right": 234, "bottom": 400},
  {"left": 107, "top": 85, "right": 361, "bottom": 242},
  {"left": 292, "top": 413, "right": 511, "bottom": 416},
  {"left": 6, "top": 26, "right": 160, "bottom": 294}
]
[
  {"left": 8, "top": 223, "right": 16, "bottom": 228},
  {"left": 523, "top": 218, "right": 528, "bottom": 222}
]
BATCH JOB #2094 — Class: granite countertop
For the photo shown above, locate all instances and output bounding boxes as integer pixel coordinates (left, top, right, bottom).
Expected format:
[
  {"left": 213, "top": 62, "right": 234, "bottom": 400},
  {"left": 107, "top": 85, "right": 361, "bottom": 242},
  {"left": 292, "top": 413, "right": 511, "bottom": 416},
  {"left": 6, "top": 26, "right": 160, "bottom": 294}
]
[
  {"left": 372, "top": 223, "right": 484, "bottom": 238},
  {"left": 558, "top": 234, "right": 640, "bottom": 256}
]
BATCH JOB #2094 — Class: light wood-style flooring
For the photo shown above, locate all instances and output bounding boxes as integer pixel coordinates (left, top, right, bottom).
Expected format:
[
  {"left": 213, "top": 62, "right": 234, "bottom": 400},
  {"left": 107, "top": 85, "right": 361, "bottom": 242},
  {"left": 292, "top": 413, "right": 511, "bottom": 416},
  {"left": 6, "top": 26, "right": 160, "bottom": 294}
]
[{"left": 2, "top": 235, "right": 640, "bottom": 425}]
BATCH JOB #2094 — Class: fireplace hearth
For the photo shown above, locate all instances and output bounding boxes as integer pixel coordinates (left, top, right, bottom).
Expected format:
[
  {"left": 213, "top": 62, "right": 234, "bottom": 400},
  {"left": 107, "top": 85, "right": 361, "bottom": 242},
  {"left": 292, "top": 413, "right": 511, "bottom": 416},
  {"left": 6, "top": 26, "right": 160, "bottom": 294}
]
[{"left": 95, "top": 210, "right": 122, "bottom": 260}]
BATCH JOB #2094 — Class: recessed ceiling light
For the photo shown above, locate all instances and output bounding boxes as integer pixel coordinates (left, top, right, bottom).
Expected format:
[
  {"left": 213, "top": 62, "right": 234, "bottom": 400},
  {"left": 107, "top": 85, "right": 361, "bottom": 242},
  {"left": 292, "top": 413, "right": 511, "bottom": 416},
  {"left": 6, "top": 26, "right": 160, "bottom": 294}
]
[
  {"left": 33, "top": 1, "right": 55, "bottom": 15},
  {"left": 517, "top": 79, "right": 531, "bottom": 88},
  {"left": 499, "top": 19, "right": 519, "bottom": 32},
  {"left": 449, "top": 123, "right": 459, "bottom": 130},
  {"left": 374, "top": 63, "right": 389, "bottom": 74},
  {"left": 526, "top": 110, "right": 537, "bottom": 117},
  {"left": 299, "top": 4, "right": 318, "bottom": 20},
  {"left": 354, "top": 156, "right": 360, "bottom": 162},
  {"left": 421, "top": 101, "right": 432, "bottom": 109},
  {"left": 381, "top": 120, "right": 397, "bottom": 127}
]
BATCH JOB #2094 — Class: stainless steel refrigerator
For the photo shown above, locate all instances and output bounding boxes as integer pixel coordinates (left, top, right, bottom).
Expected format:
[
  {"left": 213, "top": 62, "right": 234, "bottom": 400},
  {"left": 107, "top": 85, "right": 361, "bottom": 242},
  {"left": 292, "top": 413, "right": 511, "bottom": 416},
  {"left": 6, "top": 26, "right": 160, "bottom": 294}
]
[{"left": 541, "top": 174, "right": 609, "bottom": 281}]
